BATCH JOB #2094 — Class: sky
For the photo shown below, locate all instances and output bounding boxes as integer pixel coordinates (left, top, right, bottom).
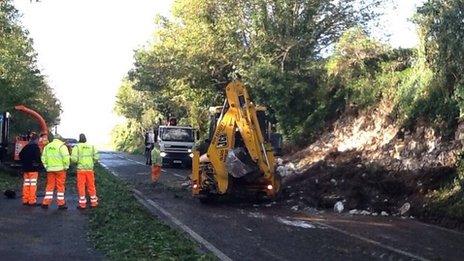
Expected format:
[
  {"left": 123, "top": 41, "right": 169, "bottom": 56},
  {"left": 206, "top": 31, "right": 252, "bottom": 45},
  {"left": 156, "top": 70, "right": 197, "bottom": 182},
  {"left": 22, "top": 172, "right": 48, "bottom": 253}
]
[
  {"left": 13, "top": 0, "right": 173, "bottom": 148},
  {"left": 13, "top": 0, "right": 424, "bottom": 149}
]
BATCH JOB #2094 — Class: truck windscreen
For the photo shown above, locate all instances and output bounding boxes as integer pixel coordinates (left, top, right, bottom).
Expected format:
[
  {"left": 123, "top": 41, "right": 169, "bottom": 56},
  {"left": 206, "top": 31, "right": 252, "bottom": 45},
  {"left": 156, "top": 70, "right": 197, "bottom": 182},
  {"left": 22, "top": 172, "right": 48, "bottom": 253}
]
[{"left": 160, "top": 128, "right": 194, "bottom": 142}]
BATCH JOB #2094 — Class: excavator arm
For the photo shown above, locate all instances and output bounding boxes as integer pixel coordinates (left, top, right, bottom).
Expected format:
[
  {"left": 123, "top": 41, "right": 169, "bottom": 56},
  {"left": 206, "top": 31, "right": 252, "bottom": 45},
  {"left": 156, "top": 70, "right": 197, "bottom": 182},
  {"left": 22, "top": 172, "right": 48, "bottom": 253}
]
[{"left": 193, "top": 81, "right": 279, "bottom": 197}]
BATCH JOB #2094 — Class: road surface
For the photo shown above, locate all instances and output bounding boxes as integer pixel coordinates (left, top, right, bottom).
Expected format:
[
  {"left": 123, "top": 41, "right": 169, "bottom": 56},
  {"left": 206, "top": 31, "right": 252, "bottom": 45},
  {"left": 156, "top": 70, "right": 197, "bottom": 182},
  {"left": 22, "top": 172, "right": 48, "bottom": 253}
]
[{"left": 100, "top": 151, "right": 464, "bottom": 261}]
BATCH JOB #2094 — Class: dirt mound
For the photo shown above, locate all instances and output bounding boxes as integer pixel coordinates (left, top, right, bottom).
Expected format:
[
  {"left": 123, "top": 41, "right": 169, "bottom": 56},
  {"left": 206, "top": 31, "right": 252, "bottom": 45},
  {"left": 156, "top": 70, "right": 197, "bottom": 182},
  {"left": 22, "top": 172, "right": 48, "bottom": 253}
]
[{"left": 280, "top": 102, "right": 464, "bottom": 229}]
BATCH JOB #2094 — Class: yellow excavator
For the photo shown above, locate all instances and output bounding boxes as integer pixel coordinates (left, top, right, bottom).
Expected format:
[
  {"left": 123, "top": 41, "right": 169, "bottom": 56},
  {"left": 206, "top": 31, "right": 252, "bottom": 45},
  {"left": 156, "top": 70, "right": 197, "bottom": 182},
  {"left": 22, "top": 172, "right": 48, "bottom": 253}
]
[{"left": 191, "top": 80, "right": 281, "bottom": 202}]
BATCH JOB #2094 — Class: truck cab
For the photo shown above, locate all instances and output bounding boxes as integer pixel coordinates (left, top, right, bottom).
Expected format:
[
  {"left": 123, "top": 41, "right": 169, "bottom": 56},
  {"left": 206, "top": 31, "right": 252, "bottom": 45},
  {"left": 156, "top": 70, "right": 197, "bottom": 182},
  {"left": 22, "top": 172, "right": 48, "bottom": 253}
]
[{"left": 157, "top": 125, "right": 197, "bottom": 167}]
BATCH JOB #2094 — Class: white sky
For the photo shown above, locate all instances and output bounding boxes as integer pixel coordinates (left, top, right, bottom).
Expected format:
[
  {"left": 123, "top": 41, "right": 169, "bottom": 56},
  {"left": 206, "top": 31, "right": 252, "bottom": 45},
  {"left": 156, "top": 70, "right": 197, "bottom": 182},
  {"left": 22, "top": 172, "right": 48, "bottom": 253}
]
[
  {"left": 13, "top": 0, "right": 424, "bottom": 149},
  {"left": 13, "top": 0, "right": 173, "bottom": 148}
]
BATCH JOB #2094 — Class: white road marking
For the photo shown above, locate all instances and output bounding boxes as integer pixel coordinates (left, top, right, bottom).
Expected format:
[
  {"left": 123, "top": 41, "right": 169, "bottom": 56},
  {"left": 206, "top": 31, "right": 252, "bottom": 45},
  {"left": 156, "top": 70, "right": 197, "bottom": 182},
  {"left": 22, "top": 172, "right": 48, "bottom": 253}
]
[
  {"left": 125, "top": 158, "right": 147, "bottom": 166},
  {"left": 309, "top": 220, "right": 430, "bottom": 261},
  {"left": 99, "top": 162, "right": 120, "bottom": 177},
  {"left": 132, "top": 189, "right": 232, "bottom": 261}
]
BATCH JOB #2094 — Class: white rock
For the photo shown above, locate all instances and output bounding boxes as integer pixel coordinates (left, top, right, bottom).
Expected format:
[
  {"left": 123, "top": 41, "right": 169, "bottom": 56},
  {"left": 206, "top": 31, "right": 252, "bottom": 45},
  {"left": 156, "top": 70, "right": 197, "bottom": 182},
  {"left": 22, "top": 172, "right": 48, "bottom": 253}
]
[
  {"left": 291, "top": 205, "right": 299, "bottom": 211},
  {"left": 381, "top": 211, "right": 389, "bottom": 216},
  {"left": 349, "top": 209, "right": 359, "bottom": 215},
  {"left": 360, "top": 210, "right": 371, "bottom": 215},
  {"left": 399, "top": 202, "right": 411, "bottom": 215},
  {"left": 372, "top": 212, "right": 378, "bottom": 216},
  {"left": 287, "top": 162, "right": 296, "bottom": 170},
  {"left": 334, "top": 201, "right": 344, "bottom": 213},
  {"left": 277, "top": 158, "right": 284, "bottom": 165},
  {"left": 276, "top": 166, "right": 286, "bottom": 176},
  {"left": 330, "top": 179, "right": 338, "bottom": 185}
]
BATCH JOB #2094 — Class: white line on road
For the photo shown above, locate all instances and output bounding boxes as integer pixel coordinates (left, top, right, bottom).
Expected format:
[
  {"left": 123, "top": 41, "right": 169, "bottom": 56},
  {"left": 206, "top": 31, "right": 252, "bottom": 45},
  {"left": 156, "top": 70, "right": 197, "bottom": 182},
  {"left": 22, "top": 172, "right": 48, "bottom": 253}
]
[
  {"left": 133, "top": 189, "right": 232, "bottom": 261},
  {"left": 99, "top": 162, "right": 120, "bottom": 177},
  {"left": 126, "top": 158, "right": 147, "bottom": 166},
  {"left": 311, "top": 220, "right": 430, "bottom": 261}
]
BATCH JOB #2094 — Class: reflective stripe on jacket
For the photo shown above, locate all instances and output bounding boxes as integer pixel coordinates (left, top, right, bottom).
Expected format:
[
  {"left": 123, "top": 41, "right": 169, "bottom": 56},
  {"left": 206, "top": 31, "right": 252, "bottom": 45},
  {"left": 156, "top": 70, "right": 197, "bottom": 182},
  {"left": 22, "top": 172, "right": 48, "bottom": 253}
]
[
  {"left": 41, "top": 139, "right": 70, "bottom": 172},
  {"left": 71, "top": 142, "right": 99, "bottom": 170}
]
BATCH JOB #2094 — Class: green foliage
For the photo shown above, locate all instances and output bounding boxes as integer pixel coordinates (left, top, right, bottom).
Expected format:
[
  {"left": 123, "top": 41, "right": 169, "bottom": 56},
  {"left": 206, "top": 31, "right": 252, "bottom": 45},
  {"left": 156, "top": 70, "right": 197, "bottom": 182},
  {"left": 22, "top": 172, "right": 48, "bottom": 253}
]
[
  {"left": 420, "top": 155, "right": 464, "bottom": 224},
  {"left": 327, "top": 24, "right": 459, "bottom": 136},
  {"left": 0, "top": 0, "right": 61, "bottom": 135},
  {"left": 416, "top": 0, "right": 464, "bottom": 91},
  {"left": 112, "top": 0, "right": 384, "bottom": 148},
  {"left": 89, "top": 165, "right": 213, "bottom": 260}
]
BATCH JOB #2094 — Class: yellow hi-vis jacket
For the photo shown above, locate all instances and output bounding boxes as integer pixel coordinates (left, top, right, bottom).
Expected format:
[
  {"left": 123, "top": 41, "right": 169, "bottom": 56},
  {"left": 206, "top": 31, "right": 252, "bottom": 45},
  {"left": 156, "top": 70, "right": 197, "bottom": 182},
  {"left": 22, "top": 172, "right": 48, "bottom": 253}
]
[
  {"left": 71, "top": 142, "right": 99, "bottom": 170},
  {"left": 41, "top": 139, "right": 70, "bottom": 172},
  {"left": 151, "top": 146, "right": 162, "bottom": 166}
]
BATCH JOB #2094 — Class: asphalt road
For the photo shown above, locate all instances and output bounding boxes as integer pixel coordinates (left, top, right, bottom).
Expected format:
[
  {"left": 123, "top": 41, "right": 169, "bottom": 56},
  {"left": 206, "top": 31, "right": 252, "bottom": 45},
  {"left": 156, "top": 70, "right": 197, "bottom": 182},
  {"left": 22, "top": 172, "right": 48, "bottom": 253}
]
[
  {"left": 0, "top": 180, "right": 102, "bottom": 260},
  {"left": 100, "top": 151, "right": 464, "bottom": 261}
]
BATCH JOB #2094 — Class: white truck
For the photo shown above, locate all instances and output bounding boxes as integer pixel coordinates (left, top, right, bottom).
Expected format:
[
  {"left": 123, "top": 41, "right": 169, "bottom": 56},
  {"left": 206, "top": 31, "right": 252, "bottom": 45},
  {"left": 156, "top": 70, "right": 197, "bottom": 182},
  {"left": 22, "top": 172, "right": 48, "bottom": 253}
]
[{"left": 157, "top": 125, "right": 197, "bottom": 167}]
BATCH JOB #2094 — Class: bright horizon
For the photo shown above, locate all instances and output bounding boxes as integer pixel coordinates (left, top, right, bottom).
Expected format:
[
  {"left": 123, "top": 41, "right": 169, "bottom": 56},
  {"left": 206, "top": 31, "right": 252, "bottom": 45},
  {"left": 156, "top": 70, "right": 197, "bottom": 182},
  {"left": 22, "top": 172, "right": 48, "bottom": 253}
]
[
  {"left": 13, "top": 0, "right": 423, "bottom": 149},
  {"left": 13, "top": 0, "right": 173, "bottom": 149}
]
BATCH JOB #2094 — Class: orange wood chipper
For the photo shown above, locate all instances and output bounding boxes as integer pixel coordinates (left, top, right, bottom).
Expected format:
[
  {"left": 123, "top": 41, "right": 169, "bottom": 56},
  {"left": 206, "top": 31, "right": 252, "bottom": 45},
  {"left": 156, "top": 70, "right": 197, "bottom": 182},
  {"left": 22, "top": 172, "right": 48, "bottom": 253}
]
[{"left": 0, "top": 105, "right": 49, "bottom": 164}]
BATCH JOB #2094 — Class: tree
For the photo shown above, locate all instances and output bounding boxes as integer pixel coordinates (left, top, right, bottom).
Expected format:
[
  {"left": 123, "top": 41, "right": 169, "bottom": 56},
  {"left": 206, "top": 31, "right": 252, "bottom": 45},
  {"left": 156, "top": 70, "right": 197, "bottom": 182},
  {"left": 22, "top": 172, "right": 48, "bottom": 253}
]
[
  {"left": 117, "top": 0, "right": 384, "bottom": 146},
  {"left": 0, "top": 0, "right": 61, "bottom": 135}
]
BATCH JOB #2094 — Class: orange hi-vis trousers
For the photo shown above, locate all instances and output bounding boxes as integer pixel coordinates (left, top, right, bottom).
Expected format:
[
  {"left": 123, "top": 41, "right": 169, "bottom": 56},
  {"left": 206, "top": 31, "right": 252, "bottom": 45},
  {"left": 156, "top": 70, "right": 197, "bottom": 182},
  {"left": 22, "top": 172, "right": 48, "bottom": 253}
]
[
  {"left": 151, "top": 165, "right": 161, "bottom": 183},
  {"left": 42, "top": 171, "right": 67, "bottom": 206},
  {"left": 77, "top": 170, "right": 98, "bottom": 208},
  {"left": 22, "top": 172, "right": 38, "bottom": 204}
]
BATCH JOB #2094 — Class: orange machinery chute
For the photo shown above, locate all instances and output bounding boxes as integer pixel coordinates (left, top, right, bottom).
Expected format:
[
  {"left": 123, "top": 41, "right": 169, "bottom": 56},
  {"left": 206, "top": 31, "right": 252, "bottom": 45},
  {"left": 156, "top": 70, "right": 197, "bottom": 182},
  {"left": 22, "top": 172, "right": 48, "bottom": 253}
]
[{"left": 13, "top": 105, "right": 49, "bottom": 161}]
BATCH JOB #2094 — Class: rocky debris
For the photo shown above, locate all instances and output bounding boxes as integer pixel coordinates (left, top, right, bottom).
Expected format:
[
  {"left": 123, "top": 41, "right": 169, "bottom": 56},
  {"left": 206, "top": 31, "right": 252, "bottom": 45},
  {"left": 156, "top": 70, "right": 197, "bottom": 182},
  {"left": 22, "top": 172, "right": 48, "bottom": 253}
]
[
  {"left": 399, "top": 202, "right": 411, "bottom": 216},
  {"left": 360, "top": 210, "right": 371, "bottom": 216},
  {"left": 277, "top": 162, "right": 297, "bottom": 177},
  {"left": 280, "top": 101, "right": 464, "bottom": 228},
  {"left": 334, "top": 201, "right": 344, "bottom": 213},
  {"left": 287, "top": 101, "right": 463, "bottom": 179},
  {"left": 302, "top": 207, "right": 320, "bottom": 215}
]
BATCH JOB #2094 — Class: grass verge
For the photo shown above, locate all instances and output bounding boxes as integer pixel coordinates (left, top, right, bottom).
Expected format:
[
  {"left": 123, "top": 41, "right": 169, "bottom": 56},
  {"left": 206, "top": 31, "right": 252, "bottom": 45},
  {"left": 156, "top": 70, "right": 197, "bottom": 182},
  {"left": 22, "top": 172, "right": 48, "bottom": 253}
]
[
  {"left": 0, "top": 170, "right": 20, "bottom": 192},
  {"left": 89, "top": 164, "right": 214, "bottom": 260}
]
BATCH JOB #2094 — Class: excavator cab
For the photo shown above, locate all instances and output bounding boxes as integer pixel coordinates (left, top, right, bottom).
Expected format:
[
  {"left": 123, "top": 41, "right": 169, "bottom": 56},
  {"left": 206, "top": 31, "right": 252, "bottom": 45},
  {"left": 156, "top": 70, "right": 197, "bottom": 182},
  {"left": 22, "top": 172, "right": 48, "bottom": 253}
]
[{"left": 192, "top": 81, "right": 281, "bottom": 202}]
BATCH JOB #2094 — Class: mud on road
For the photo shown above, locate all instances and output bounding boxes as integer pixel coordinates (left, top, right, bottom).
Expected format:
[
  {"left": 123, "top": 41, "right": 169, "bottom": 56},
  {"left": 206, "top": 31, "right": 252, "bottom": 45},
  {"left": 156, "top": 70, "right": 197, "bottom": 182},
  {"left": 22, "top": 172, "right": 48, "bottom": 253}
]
[{"left": 100, "top": 151, "right": 464, "bottom": 261}]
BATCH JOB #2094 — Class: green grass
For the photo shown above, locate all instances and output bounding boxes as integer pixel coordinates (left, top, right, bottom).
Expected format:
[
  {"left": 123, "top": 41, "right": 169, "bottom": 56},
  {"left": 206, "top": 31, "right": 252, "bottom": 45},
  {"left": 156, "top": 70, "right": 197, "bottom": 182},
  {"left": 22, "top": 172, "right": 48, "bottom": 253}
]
[{"left": 88, "top": 164, "right": 214, "bottom": 260}]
